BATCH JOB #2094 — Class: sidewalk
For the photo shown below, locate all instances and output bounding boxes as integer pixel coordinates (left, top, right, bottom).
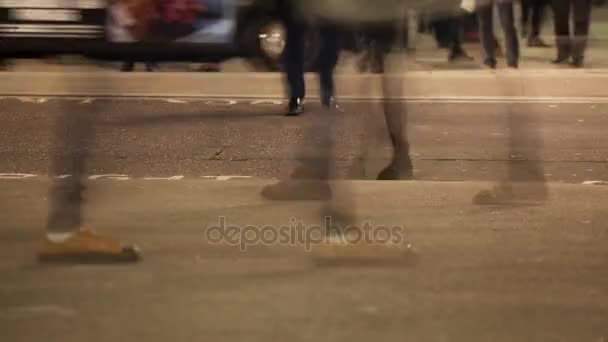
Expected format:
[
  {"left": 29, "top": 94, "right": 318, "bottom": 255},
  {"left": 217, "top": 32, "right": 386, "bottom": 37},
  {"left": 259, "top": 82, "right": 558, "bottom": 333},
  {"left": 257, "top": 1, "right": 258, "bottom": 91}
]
[{"left": 1, "top": 179, "right": 607, "bottom": 341}]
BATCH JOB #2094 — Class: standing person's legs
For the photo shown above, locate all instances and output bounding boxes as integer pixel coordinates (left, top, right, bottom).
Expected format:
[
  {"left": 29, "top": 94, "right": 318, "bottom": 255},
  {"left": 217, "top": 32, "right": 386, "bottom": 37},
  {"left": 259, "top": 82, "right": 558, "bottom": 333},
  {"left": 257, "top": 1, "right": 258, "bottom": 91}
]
[
  {"left": 528, "top": 0, "right": 551, "bottom": 45},
  {"left": 284, "top": 20, "right": 306, "bottom": 115},
  {"left": 552, "top": 0, "right": 572, "bottom": 62},
  {"left": 571, "top": 0, "right": 592, "bottom": 66},
  {"left": 318, "top": 24, "right": 340, "bottom": 106},
  {"left": 477, "top": 4, "right": 498, "bottom": 68},
  {"left": 497, "top": 0, "right": 520, "bottom": 67},
  {"left": 521, "top": 0, "right": 532, "bottom": 36}
]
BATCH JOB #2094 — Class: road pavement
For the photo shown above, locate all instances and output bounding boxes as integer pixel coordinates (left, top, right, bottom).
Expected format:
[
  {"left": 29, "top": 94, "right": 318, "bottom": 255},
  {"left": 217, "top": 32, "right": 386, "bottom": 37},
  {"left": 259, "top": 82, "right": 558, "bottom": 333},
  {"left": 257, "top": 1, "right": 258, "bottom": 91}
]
[
  {"left": 1, "top": 69, "right": 608, "bottom": 341},
  {"left": 1, "top": 179, "right": 608, "bottom": 342}
]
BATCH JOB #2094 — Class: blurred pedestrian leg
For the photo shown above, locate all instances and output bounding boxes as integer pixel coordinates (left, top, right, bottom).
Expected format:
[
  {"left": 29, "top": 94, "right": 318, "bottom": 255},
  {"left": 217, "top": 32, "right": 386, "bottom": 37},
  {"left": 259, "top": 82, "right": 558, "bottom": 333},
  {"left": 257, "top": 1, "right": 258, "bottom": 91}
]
[
  {"left": 40, "top": 81, "right": 140, "bottom": 264},
  {"left": 473, "top": 78, "right": 547, "bottom": 205},
  {"left": 477, "top": 0, "right": 519, "bottom": 68}
]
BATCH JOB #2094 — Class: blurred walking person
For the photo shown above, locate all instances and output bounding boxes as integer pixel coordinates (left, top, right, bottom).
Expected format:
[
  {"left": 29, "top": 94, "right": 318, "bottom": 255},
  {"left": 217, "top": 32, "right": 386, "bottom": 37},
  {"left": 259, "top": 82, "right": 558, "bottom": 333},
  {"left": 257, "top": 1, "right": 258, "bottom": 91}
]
[
  {"left": 521, "top": 0, "right": 550, "bottom": 47},
  {"left": 280, "top": 0, "right": 341, "bottom": 116},
  {"left": 477, "top": 0, "right": 520, "bottom": 68},
  {"left": 39, "top": 87, "right": 140, "bottom": 263},
  {"left": 552, "top": 0, "right": 592, "bottom": 67}
]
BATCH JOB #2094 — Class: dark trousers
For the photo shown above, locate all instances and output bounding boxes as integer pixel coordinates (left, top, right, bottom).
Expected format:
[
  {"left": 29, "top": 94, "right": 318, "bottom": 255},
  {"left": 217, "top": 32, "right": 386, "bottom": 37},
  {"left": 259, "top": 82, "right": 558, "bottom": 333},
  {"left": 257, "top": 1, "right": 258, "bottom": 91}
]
[
  {"left": 432, "top": 16, "right": 465, "bottom": 53},
  {"left": 284, "top": 21, "right": 340, "bottom": 100},
  {"left": 521, "top": 0, "right": 549, "bottom": 37},
  {"left": 552, "top": 0, "right": 592, "bottom": 59},
  {"left": 477, "top": 1, "right": 519, "bottom": 67}
]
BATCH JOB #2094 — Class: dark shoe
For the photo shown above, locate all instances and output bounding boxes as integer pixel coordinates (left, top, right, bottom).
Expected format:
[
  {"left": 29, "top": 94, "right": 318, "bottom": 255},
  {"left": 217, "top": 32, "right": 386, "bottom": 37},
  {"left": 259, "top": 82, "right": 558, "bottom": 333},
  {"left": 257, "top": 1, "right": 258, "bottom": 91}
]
[
  {"left": 482, "top": 60, "right": 497, "bottom": 70},
  {"left": 145, "top": 63, "right": 158, "bottom": 72},
  {"left": 473, "top": 183, "right": 547, "bottom": 206},
  {"left": 321, "top": 96, "right": 342, "bottom": 112},
  {"left": 571, "top": 56, "right": 585, "bottom": 68},
  {"left": 286, "top": 97, "right": 304, "bottom": 116},
  {"left": 377, "top": 156, "right": 414, "bottom": 180},
  {"left": 261, "top": 181, "right": 332, "bottom": 201},
  {"left": 552, "top": 56, "right": 571, "bottom": 65},
  {"left": 527, "top": 36, "right": 550, "bottom": 48},
  {"left": 38, "top": 229, "right": 140, "bottom": 264},
  {"left": 121, "top": 62, "right": 134, "bottom": 72},
  {"left": 448, "top": 49, "right": 474, "bottom": 63}
]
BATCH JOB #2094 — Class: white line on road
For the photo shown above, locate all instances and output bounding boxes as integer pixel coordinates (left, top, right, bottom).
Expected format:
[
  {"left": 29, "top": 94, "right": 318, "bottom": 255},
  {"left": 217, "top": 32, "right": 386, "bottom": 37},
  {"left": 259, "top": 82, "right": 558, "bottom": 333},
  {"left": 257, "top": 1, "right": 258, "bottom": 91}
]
[
  {"left": 0, "top": 173, "right": 37, "bottom": 179},
  {"left": 2, "top": 95, "right": 608, "bottom": 104},
  {"left": 143, "top": 176, "right": 185, "bottom": 181}
]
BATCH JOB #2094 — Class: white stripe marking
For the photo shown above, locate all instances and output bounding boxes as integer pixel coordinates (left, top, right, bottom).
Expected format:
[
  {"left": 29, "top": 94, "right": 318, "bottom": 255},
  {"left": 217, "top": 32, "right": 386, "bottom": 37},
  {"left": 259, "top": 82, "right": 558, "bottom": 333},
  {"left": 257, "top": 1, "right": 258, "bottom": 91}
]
[
  {"left": 143, "top": 176, "right": 185, "bottom": 181},
  {"left": 201, "top": 176, "right": 253, "bottom": 181},
  {"left": 0, "top": 173, "right": 36, "bottom": 179},
  {"left": 88, "top": 174, "right": 130, "bottom": 181}
]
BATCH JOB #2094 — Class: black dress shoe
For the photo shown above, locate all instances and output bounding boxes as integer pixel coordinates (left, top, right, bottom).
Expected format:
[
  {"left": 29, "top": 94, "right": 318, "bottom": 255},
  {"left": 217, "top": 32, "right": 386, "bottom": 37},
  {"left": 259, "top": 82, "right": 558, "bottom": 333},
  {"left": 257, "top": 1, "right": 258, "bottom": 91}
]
[
  {"left": 527, "top": 36, "right": 550, "bottom": 48},
  {"left": 448, "top": 49, "right": 474, "bottom": 63},
  {"left": 552, "top": 55, "right": 570, "bottom": 65},
  {"left": 121, "top": 62, "right": 134, "bottom": 72},
  {"left": 286, "top": 97, "right": 304, "bottom": 116},
  {"left": 571, "top": 56, "right": 585, "bottom": 68}
]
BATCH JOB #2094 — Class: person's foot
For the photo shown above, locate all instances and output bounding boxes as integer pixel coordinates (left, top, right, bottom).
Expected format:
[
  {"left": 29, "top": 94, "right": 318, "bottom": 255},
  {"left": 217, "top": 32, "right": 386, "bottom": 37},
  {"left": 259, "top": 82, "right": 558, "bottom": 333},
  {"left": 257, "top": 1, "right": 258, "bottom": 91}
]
[
  {"left": 507, "top": 63, "right": 519, "bottom": 69},
  {"left": 198, "top": 63, "right": 221, "bottom": 72},
  {"left": 38, "top": 228, "right": 140, "bottom": 264},
  {"left": 527, "top": 36, "right": 550, "bottom": 48},
  {"left": 121, "top": 63, "right": 134, "bottom": 72},
  {"left": 448, "top": 49, "right": 474, "bottom": 63},
  {"left": 571, "top": 56, "right": 585, "bottom": 68},
  {"left": 377, "top": 157, "right": 414, "bottom": 180},
  {"left": 261, "top": 181, "right": 332, "bottom": 201},
  {"left": 145, "top": 63, "right": 158, "bottom": 72},
  {"left": 322, "top": 96, "right": 342, "bottom": 112},
  {"left": 552, "top": 55, "right": 571, "bottom": 65},
  {"left": 286, "top": 97, "right": 304, "bottom": 116},
  {"left": 482, "top": 60, "right": 497, "bottom": 70},
  {"left": 473, "top": 183, "right": 547, "bottom": 206}
]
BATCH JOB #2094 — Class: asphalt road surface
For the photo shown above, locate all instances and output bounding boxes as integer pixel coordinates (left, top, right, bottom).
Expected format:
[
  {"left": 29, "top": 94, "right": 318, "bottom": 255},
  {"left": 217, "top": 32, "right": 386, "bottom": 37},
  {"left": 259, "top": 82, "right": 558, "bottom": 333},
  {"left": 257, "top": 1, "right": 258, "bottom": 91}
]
[
  {"left": 0, "top": 97, "right": 607, "bottom": 183},
  {"left": 1, "top": 95, "right": 608, "bottom": 342}
]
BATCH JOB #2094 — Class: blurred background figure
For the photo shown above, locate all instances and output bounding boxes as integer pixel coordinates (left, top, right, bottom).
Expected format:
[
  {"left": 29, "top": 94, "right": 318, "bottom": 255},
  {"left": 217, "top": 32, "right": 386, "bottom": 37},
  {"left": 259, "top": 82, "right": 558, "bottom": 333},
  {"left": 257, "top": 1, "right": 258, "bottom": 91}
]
[
  {"left": 521, "top": 0, "right": 550, "bottom": 47},
  {"left": 552, "top": 0, "right": 592, "bottom": 67},
  {"left": 430, "top": 12, "right": 474, "bottom": 62},
  {"left": 477, "top": 0, "right": 519, "bottom": 68},
  {"left": 280, "top": 0, "right": 340, "bottom": 116}
]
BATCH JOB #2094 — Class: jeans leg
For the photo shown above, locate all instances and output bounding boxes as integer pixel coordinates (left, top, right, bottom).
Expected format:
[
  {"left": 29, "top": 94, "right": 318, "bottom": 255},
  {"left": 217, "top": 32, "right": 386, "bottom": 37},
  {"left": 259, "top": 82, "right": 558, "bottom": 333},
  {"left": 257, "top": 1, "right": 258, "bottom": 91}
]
[
  {"left": 497, "top": 1, "right": 519, "bottom": 66},
  {"left": 477, "top": 5, "right": 497, "bottom": 67},
  {"left": 284, "top": 21, "right": 306, "bottom": 98},
  {"left": 531, "top": 0, "right": 547, "bottom": 37}
]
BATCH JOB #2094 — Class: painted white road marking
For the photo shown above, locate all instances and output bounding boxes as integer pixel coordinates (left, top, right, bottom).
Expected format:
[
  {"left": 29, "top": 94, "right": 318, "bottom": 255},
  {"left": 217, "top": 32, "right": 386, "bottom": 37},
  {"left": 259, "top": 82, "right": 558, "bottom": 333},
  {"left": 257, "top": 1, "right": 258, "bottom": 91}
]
[
  {"left": 582, "top": 181, "right": 608, "bottom": 186},
  {"left": 201, "top": 176, "right": 253, "bottom": 181},
  {"left": 166, "top": 99, "right": 188, "bottom": 104},
  {"left": 0, "top": 173, "right": 37, "bottom": 179},
  {"left": 88, "top": 174, "right": 130, "bottom": 181},
  {"left": 143, "top": 176, "right": 185, "bottom": 181}
]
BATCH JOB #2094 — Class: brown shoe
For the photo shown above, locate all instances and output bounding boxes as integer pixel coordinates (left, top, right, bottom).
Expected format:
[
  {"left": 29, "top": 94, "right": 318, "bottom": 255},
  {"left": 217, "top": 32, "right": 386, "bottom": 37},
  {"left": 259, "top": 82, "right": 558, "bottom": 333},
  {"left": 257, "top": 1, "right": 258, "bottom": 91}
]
[
  {"left": 312, "top": 235, "right": 415, "bottom": 266},
  {"left": 38, "top": 229, "right": 140, "bottom": 264}
]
